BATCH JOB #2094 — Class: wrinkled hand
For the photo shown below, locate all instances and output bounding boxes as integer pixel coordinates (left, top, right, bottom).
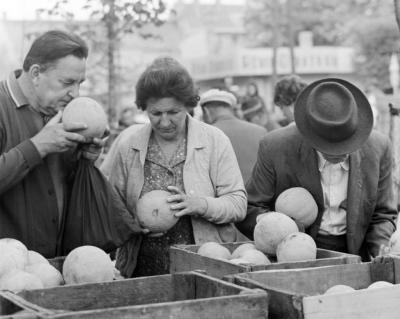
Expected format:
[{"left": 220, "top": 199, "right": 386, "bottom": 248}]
[
  {"left": 80, "top": 127, "right": 110, "bottom": 161},
  {"left": 167, "top": 186, "right": 208, "bottom": 218},
  {"left": 31, "top": 111, "right": 88, "bottom": 158}
]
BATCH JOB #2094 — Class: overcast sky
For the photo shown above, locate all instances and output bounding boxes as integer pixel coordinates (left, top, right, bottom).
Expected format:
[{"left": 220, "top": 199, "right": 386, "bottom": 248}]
[{"left": 1, "top": 0, "right": 245, "bottom": 20}]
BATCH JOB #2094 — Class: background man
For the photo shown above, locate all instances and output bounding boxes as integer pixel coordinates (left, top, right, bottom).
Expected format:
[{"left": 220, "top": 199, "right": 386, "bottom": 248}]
[
  {"left": 200, "top": 88, "right": 267, "bottom": 183},
  {"left": 236, "top": 78, "right": 397, "bottom": 260}
]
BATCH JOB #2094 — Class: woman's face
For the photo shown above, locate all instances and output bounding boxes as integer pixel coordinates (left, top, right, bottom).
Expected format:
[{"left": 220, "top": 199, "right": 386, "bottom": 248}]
[{"left": 147, "top": 97, "right": 188, "bottom": 141}]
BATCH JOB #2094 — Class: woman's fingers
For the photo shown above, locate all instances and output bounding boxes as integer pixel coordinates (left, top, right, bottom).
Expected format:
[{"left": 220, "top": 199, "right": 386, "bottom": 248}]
[
  {"left": 167, "top": 185, "right": 183, "bottom": 194},
  {"left": 167, "top": 194, "right": 185, "bottom": 203}
]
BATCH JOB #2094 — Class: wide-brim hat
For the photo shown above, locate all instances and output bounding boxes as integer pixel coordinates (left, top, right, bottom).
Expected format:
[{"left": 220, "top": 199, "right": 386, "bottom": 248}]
[{"left": 294, "top": 78, "right": 373, "bottom": 156}]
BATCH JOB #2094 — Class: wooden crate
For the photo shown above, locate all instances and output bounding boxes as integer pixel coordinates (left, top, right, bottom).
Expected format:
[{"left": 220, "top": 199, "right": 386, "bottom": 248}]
[
  {"left": 170, "top": 241, "right": 361, "bottom": 278},
  {"left": 9, "top": 271, "right": 268, "bottom": 319},
  {"left": 0, "top": 291, "right": 54, "bottom": 318},
  {"left": 226, "top": 255, "right": 400, "bottom": 319}
]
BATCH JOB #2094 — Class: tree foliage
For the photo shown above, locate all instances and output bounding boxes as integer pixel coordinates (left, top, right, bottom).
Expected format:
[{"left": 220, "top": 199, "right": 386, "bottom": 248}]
[{"left": 245, "top": 0, "right": 400, "bottom": 90}]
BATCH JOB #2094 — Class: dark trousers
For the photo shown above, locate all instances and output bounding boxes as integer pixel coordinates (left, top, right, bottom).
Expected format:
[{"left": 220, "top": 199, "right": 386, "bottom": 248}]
[{"left": 316, "top": 233, "right": 348, "bottom": 253}]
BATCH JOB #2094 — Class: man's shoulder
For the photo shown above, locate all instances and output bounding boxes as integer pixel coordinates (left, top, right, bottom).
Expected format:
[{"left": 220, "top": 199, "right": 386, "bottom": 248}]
[
  {"left": 260, "top": 123, "right": 302, "bottom": 147},
  {"left": 216, "top": 117, "right": 267, "bottom": 135},
  {"left": 363, "top": 130, "right": 391, "bottom": 153}
]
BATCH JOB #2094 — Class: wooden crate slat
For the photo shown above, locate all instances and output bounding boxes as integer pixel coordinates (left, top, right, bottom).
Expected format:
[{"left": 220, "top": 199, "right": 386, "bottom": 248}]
[
  {"left": 46, "top": 294, "right": 269, "bottom": 319},
  {"left": 170, "top": 242, "right": 361, "bottom": 278}
]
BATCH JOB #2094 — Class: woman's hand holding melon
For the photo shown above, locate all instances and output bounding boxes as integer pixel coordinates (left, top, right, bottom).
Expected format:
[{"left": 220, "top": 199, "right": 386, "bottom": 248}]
[{"left": 167, "top": 186, "right": 207, "bottom": 218}]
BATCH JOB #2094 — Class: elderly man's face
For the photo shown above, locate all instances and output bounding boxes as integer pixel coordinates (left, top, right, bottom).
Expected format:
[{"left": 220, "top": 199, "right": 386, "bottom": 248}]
[{"left": 32, "top": 55, "right": 86, "bottom": 116}]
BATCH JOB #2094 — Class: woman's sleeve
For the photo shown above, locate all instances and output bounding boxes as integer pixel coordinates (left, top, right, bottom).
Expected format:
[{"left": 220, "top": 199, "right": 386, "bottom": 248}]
[{"left": 201, "top": 132, "right": 247, "bottom": 224}]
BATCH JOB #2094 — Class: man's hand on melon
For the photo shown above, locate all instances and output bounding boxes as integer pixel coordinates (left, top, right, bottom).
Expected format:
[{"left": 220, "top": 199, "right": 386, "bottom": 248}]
[
  {"left": 31, "top": 110, "right": 88, "bottom": 158},
  {"left": 80, "top": 127, "right": 110, "bottom": 161},
  {"left": 167, "top": 186, "right": 207, "bottom": 218}
]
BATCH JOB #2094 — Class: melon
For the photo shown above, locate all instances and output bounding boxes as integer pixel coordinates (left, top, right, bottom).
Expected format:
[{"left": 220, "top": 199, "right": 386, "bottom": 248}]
[
  {"left": 367, "top": 281, "right": 393, "bottom": 289},
  {"left": 25, "top": 264, "right": 64, "bottom": 288},
  {"left": 275, "top": 187, "right": 318, "bottom": 227},
  {"left": 0, "top": 238, "right": 28, "bottom": 278},
  {"left": 389, "top": 230, "right": 400, "bottom": 254},
  {"left": 27, "top": 250, "right": 49, "bottom": 266},
  {"left": 324, "top": 284, "right": 355, "bottom": 295},
  {"left": 62, "top": 97, "right": 108, "bottom": 138},
  {"left": 229, "top": 258, "right": 253, "bottom": 265},
  {"left": 254, "top": 212, "right": 298, "bottom": 255},
  {"left": 276, "top": 232, "right": 317, "bottom": 262},
  {"left": 240, "top": 250, "right": 271, "bottom": 266},
  {"left": 231, "top": 243, "right": 257, "bottom": 259},
  {"left": 197, "top": 242, "right": 231, "bottom": 260},
  {"left": 63, "top": 246, "right": 114, "bottom": 285},
  {"left": 0, "top": 270, "right": 43, "bottom": 292},
  {"left": 136, "top": 190, "right": 178, "bottom": 233}
]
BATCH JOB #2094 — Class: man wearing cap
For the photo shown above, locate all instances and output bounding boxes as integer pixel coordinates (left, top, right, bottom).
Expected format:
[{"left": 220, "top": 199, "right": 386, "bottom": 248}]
[
  {"left": 236, "top": 78, "right": 397, "bottom": 260},
  {"left": 200, "top": 88, "right": 267, "bottom": 183}
]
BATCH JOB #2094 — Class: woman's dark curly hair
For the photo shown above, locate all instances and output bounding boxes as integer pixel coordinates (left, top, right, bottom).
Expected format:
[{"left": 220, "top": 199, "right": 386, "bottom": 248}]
[
  {"left": 273, "top": 75, "right": 307, "bottom": 107},
  {"left": 135, "top": 56, "right": 200, "bottom": 110}
]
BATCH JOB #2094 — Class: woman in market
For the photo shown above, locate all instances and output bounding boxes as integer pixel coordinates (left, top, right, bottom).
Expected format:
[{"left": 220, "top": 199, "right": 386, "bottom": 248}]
[{"left": 100, "top": 56, "right": 247, "bottom": 278}]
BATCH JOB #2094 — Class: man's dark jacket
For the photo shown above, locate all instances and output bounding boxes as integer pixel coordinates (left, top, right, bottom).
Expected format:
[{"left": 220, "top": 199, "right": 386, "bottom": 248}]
[{"left": 237, "top": 124, "right": 398, "bottom": 260}]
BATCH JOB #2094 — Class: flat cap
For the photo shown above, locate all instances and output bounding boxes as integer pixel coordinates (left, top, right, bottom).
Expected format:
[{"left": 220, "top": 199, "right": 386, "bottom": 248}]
[{"left": 199, "top": 89, "right": 237, "bottom": 107}]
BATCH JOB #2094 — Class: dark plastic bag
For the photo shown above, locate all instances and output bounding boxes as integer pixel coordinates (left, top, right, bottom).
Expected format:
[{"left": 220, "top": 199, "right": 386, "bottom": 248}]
[{"left": 59, "top": 158, "right": 137, "bottom": 255}]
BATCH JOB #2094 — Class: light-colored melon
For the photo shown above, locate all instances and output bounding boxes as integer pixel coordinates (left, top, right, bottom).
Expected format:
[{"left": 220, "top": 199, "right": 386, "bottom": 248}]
[
  {"left": 25, "top": 264, "right": 64, "bottom": 288},
  {"left": 136, "top": 190, "right": 178, "bottom": 233},
  {"left": 231, "top": 243, "right": 257, "bottom": 259},
  {"left": 229, "top": 258, "right": 253, "bottom": 265},
  {"left": 0, "top": 238, "right": 28, "bottom": 278},
  {"left": 254, "top": 212, "right": 298, "bottom": 255},
  {"left": 62, "top": 97, "right": 108, "bottom": 138},
  {"left": 276, "top": 232, "right": 317, "bottom": 262},
  {"left": 367, "top": 281, "right": 394, "bottom": 289},
  {"left": 240, "top": 250, "right": 271, "bottom": 266},
  {"left": 0, "top": 270, "right": 43, "bottom": 293},
  {"left": 197, "top": 242, "right": 231, "bottom": 260},
  {"left": 324, "top": 284, "right": 355, "bottom": 295},
  {"left": 275, "top": 187, "right": 318, "bottom": 227},
  {"left": 63, "top": 246, "right": 114, "bottom": 285},
  {"left": 27, "top": 250, "right": 49, "bottom": 266},
  {"left": 389, "top": 230, "right": 400, "bottom": 254}
]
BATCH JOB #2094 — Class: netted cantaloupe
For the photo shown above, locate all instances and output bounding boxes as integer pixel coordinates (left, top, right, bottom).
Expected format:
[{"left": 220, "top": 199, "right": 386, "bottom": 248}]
[
  {"left": 275, "top": 187, "right": 318, "bottom": 227},
  {"left": 240, "top": 249, "right": 271, "bottom": 266},
  {"left": 324, "top": 284, "right": 355, "bottom": 295},
  {"left": 276, "top": 232, "right": 317, "bottom": 262},
  {"left": 63, "top": 246, "right": 114, "bottom": 285},
  {"left": 254, "top": 212, "right": 298, "bottom": 255},
  {"left": 0, "top": 270, "right": 43, "bottom": 293},
  {"left": 389, "top": 230, "right": 400, "bottom": 254},
  {"left": 27, "top": 250, "right": 49, "bottom": 266},
  {"left": 0, "top": 238, "right": 28, "bottom": 278},
  {"left": 25, "top": 263, "right": 64, "bottom": 288},
  {"left": 136, "top": 190, "right": 178, "bottom": 233},
  {"left": 230, "top": 243, "right": 257, "bottom": 259},
  {"left": 367, "top": 281, "right": 393, "bottom": 289},
  {"left": 62, "top": 97, "right": 108, "bottom": 138},
  {"left": 197, "top": 242, "right": 231, "bottom": 260}
]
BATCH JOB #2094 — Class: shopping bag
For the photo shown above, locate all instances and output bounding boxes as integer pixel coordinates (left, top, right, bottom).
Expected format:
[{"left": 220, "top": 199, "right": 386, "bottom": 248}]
[{"left": 59, "top": 158, "right": 136, "bottom": 255}]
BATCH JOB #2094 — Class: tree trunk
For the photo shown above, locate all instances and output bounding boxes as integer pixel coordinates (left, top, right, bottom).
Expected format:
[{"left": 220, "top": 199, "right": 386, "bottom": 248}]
[
  {"left": 106, "top": 0, "right": 118, "bottom": 129},
  {"left": 270, "top": 0, "right": 279, "bottom": 110},
  {"left": 394, "top": 0, "right": 400, "bottom": 31}
]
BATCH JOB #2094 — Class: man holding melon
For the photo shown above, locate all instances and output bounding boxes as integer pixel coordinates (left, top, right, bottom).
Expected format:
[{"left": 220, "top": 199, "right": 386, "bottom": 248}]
[
  {"left": 0, "top": 30, "right": 104, "bottom": 258},
  {"left": 237, "top": 78, "right": 398, "bottom": 261}
]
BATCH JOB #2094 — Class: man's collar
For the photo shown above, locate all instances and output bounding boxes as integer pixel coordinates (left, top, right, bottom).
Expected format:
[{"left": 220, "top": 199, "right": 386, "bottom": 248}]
[
  {"left": 6, "top": 70, "right": 30, "bottom": 108},
  {"left": 316, "top": 150, "right": 349, "bottom": 172}
]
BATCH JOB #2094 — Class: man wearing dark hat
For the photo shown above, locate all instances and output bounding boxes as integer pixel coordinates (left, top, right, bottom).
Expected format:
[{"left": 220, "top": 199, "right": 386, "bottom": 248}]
[
  {"left": 236, "top": 78, "right": 397, "bottom": 260},
  {"left": 200, "top": 88, "right": 267, "bottom": 183}
]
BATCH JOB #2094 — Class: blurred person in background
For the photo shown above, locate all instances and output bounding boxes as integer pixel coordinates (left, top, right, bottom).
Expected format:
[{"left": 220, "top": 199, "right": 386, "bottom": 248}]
[
  {"left": 101, "top": 57, "right": 247, "bottom": 278},
  {"left": 0, "top": 30, "right": 104, "bottom": 257},
  {"left": 273, "top": 75, "right": 308, "bottom": 127},
  {"left": 242, "top": 82, "right": 281, "bottom": 131},
  {"left": 200, "top": 88, "right": 266, "bottom": 184}
]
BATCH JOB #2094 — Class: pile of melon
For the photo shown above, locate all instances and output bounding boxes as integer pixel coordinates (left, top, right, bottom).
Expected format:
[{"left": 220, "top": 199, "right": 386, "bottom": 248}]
[
  {"left": 0, "top": 238, "right": 115, "bottom": 293},
  {"left": 324, "top": 281, "right": 395, "bottom": 295}
]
